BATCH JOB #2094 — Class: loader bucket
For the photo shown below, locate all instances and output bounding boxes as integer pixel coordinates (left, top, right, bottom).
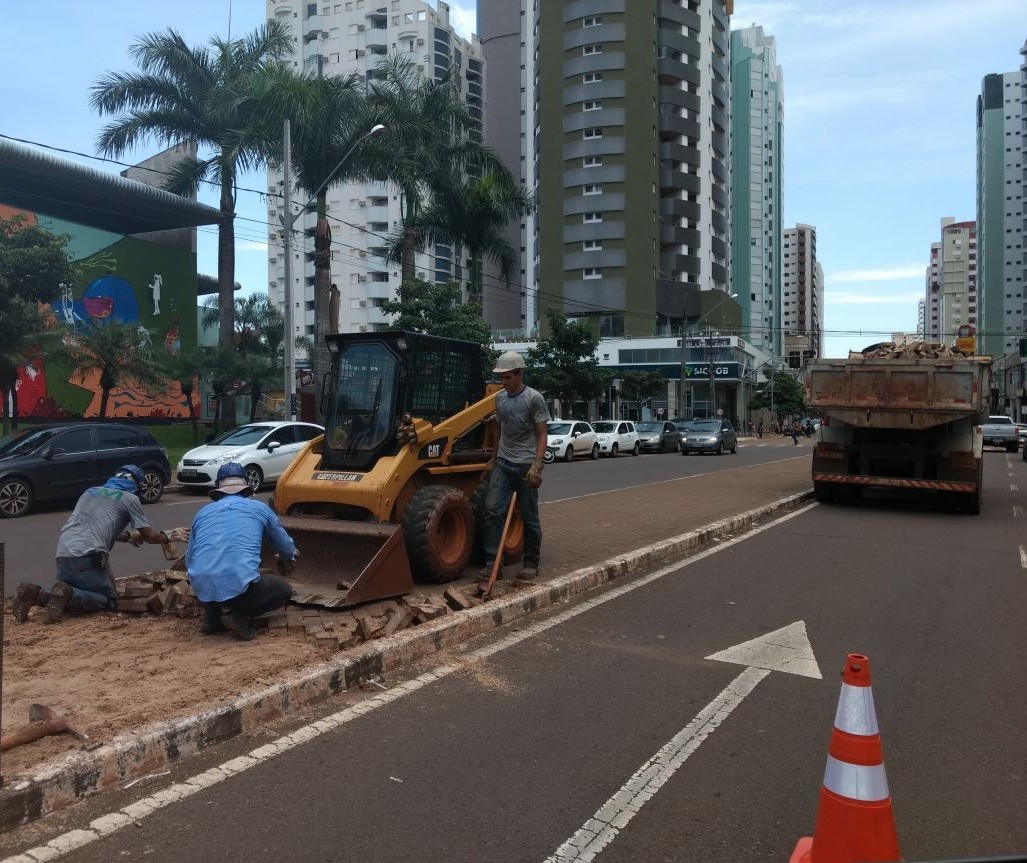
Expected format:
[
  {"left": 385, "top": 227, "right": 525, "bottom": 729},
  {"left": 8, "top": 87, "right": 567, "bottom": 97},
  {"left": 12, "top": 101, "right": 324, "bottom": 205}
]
[{"left": 269, "top": 517, "right": 415, "bottom": 609}]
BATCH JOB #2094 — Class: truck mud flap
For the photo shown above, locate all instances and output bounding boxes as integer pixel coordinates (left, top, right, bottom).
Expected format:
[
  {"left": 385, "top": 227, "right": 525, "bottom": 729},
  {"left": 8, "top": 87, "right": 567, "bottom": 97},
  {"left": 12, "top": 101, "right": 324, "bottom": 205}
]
[{"left": 267, "top": 518, "right": 415, "bottom": 608}]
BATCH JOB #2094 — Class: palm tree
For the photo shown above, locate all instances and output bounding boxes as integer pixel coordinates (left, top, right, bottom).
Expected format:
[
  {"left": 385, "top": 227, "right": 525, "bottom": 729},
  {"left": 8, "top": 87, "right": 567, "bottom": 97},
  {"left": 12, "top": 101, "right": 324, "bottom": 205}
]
[
  {"left": 65, "top": 321, "right": 164, "bottom": 419},
  {"left": 366, "top": 56, "right": 507, "bottom": 282},
  {"left": 409, "top": 172, "right": 535, "bottom": 300},
  {"left": 197, "top": 347, "right": 244, "bottom": 433},
  {"left": 89, "top": 21, "right": 294, "bottom": 350}
]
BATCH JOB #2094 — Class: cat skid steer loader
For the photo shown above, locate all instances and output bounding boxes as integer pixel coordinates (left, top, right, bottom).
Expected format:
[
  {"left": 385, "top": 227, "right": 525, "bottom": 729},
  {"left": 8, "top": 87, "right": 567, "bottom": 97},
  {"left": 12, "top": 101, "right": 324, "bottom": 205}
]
[{"left": 268, "top": 331, "right": 523, "bottom": 608}]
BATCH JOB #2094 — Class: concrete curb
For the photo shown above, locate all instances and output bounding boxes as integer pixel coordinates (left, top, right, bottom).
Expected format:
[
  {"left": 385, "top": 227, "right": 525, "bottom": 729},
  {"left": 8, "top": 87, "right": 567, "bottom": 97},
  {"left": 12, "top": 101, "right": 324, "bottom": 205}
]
[{"left": 0, "top": 489, "right": 813, "bottom": 832}]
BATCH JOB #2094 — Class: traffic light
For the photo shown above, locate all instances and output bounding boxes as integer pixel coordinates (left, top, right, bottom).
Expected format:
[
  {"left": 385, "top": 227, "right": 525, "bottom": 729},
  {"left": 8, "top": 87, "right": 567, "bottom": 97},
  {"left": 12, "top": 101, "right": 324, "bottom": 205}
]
[{"left": 290, "top": 395, "right": 299, "bottom": 416}]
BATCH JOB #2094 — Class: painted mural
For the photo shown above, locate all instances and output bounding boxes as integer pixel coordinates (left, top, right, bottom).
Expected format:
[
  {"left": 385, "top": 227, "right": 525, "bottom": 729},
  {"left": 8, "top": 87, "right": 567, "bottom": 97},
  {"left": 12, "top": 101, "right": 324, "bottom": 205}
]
[{"left": 3, "top": 205, "right": 198, "bottom": 419}]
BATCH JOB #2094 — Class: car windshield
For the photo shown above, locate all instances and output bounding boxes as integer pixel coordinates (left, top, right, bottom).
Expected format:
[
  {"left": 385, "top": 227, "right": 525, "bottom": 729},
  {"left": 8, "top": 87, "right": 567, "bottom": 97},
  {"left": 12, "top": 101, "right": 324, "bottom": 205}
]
[
  {"left": 547, "top": 422, "right": 572, "bottom": 435},
  {"left": 0, "top": 428, "right": 61, "bottom": 456},
  {"left": 673, "top": 422, "right": 694, "bottom": 431},
  {"left": 635, "top": 422, "right": 661, "bottom": 432},
  {"left": 211, "top": 425, "right": 276, "bottom": 446},
  {"left": 592, "top": 422, "right": 617, "bottom": 433},
  {"left": 691, "top": 421, "right": 721, "bottom": 431}
]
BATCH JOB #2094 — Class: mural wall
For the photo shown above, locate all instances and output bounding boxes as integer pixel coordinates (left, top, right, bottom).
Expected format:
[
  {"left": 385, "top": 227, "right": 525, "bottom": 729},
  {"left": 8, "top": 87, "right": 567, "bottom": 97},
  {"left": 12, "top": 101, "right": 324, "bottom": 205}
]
[{"left": 2, "top": 205, "right": 198, "bottom": 419}]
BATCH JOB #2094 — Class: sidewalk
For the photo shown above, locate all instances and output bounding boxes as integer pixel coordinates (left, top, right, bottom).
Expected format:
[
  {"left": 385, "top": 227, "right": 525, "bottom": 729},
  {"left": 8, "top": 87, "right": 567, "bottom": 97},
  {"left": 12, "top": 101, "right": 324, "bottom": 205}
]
[{"left": 0, "top": 453, "right": 811, "bottom": 830}]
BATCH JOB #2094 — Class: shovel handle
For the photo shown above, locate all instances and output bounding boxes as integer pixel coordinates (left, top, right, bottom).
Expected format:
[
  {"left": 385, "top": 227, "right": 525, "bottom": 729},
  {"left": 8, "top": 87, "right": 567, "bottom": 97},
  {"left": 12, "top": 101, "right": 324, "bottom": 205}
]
[{"left": 483, "top": 493, "right": 518, "bottom": 600}]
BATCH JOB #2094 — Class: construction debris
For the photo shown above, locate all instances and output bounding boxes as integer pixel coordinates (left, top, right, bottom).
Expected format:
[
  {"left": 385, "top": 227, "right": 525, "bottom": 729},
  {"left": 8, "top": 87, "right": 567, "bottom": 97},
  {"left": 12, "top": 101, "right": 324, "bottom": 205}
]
[
  {"left": 852, "top": 340, "right": 972, "bottom": 360},
  {"left": 114, "top": 571, "right": 199, "bottom": 617}
]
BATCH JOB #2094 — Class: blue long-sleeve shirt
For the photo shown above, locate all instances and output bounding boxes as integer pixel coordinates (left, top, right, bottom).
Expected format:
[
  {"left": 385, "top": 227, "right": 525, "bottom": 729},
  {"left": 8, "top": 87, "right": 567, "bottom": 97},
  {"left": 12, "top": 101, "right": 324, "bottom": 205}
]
[{"left": 185, "top": 496, "right": 296, "bottom": 603}]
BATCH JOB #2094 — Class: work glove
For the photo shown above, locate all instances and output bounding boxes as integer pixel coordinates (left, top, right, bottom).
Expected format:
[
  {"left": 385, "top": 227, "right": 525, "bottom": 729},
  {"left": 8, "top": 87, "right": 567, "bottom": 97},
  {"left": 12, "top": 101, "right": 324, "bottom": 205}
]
[
  {"left": 525, "top": 459, "right": 543, "bottom": 490},
  {"left": 163, "top": 527, "right": 191, "bottom": 543}
]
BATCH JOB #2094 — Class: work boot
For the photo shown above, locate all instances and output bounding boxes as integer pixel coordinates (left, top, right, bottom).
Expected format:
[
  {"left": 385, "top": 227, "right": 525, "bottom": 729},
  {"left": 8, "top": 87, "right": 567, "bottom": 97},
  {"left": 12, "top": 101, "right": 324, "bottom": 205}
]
[
  {"left": 519, "top": 564, "right": 539, "bottom": 582},
  {"left": 43, "top": 582, "right": 72, "bottom": 625},
  {"left": 12, "top": 582, "right": 46, "bottom": 623},
  {"left": 222, "top": 609, "right": 256, "bottom": 642},
  {"left": 199, "top": 603, "right": 227, "bottom": 635}
]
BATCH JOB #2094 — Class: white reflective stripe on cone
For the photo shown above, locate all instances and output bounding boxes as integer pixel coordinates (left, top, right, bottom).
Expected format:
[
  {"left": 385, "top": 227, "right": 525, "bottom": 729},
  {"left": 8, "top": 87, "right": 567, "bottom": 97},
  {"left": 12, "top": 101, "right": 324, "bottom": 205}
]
[
  {"left": 833, "top": 682, "right": 879, "bottom": 736},
  {"left": 822, "top": 755, "right": 890, "bottom": 802}
]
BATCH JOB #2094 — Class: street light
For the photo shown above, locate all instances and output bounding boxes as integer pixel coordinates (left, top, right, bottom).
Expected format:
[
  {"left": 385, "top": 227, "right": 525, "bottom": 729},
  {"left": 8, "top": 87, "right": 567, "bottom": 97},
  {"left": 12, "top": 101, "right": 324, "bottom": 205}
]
[
  {"left": 282, "top": 122, "right": 386, "bottom": 420},
  {"left": 678, "top": 291, "right": 737, "bottom": 419}
]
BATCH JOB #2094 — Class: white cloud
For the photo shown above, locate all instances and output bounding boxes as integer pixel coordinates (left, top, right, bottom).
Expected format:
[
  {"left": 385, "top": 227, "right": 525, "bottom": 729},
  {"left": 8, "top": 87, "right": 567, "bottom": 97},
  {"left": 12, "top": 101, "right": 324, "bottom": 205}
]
[
  {"left": 828, "top": 265, "right": 924, "bottom": 283},
  {"left": 446, "top": 1, "right": 476, "bottom": 40},
  {"left": 237, "top": 240, "right": 268, "bottom": 253}
]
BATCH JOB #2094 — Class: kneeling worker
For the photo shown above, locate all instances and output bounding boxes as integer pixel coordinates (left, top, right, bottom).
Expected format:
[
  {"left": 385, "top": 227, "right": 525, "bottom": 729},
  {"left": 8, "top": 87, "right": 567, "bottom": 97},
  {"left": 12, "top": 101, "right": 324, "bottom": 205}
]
[
  {"left": 185, "top": 463, "right": 297, "bottom": 641},
  {"left": 12, "top": 465, "right": 186, "bottom": 624}
]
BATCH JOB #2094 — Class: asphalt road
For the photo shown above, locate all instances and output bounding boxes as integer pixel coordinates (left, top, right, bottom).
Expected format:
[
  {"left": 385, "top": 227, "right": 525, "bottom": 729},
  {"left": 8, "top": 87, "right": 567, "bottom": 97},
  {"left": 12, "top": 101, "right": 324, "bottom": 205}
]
[
  {"left": 0, "top": 436, "right": 804, "bottom": 594},
  {"left": 4, "top": 446, "right": 1023, "bottom": 862}
]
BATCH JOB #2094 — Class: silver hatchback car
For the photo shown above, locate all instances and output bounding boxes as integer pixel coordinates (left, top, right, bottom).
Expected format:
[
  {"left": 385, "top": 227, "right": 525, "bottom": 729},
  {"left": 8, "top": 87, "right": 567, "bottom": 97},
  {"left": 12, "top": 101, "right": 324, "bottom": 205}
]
[{"left": 679, "top": 419, "right": 738, "bottom": 455}]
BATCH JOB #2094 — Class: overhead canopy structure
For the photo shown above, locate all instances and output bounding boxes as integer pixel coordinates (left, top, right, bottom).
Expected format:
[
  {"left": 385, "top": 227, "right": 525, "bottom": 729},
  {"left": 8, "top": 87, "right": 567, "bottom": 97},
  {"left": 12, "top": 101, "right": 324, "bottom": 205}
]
[{"left": 0, "top": 136, "right": 222, "bottom": 234}]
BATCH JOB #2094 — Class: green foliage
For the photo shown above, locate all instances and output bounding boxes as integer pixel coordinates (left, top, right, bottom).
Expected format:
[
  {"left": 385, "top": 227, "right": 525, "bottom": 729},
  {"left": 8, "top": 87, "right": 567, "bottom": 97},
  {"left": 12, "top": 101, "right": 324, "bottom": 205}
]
[
  {"left": 748, "top": 370, "right": 805, "bottom": 420},
  {"left": 380, "top": 279, "right": 494, "bottom": 344},
  {"left": 66, "top": 321, "right": 165, "bottom": 419},
  {"left": 526, "top": 309, "right": 603, "bottom": 406},
  {"left": 619, "top": 371, "right": 666, "bottom": 409}
]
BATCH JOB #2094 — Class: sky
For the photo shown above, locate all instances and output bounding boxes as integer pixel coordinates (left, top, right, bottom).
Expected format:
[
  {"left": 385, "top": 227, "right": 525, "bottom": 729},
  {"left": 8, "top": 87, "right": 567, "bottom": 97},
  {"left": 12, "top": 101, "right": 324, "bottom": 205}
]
[{"left": 0, "top": 0, "right": 1022, "bottom": 358}]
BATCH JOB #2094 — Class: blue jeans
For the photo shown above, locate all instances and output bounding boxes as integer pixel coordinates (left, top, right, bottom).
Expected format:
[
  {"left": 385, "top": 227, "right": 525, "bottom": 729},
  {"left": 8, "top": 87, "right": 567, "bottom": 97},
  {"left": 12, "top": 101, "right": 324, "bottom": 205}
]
[
  {"left": 55, "top": 555, "right": 118, "bottom": 614},
  {"left": 484, "top": 458, "right": 542, "bottom": 568}
]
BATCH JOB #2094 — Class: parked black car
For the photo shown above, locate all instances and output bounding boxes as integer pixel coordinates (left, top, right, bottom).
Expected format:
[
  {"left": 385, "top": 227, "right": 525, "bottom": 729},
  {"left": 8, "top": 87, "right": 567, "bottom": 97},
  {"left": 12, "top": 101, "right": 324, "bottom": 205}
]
[{"left": 0, "top": 423, "right": 171, "bottom": 519}]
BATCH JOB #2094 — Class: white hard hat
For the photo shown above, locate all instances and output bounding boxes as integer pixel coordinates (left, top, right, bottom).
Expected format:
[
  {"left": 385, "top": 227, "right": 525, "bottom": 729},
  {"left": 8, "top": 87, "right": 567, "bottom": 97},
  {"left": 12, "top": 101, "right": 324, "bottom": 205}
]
[{"left": 493, "top": 350, "right": 526, "bottom": 374}]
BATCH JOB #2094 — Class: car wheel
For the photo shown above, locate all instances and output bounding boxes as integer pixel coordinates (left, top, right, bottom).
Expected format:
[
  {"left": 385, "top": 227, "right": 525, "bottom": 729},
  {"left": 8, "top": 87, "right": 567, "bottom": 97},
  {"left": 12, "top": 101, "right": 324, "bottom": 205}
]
[
  {"left": 245, "top": 465, "right": 264, "bottom": 491},
  {"left": 716, "top": 442, "right": 723, "bottom": 455},
  {"left": 563, "top": 446, "right": 574, "bottom": 462},
  {"left": 632, "top": 442, "right": 640, "bottom": 456},
  {"left": 610, "top": 444, "right": 618, "bottom": 458},
  {"left": 681, "top": 448, "right": 689, "bottom": 456},
  {"left": 139, "top": 469, "right": 164, "bottom": 504},
  {"left": 590, "top": 443, "right": 600, "bottom": 460},
  {"left": 0, "top": 477, "right": 33, "bottom": 518},
  {"left": 731, "top": 441, "right": 738, "bottom": 454}
]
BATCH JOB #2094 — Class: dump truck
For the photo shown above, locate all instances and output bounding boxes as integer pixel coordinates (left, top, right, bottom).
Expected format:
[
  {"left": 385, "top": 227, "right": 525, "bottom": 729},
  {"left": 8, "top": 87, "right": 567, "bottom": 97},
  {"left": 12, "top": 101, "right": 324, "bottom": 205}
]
[
  {"left": 806, "top": 344, "right": 991, "bottom": 514},
  {"left": 267, "top": 331, "right": 522, "bottom": 608}
]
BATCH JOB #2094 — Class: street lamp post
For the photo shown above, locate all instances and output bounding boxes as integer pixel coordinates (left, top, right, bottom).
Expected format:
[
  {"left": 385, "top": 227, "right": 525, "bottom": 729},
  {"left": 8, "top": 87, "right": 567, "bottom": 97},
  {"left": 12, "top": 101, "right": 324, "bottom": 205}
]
[
  {"left": 281, "top": 121, "right": 386, "bottom": 420},
  {"left": 678, "top": 292, "right": 737, "bottom": 419}
]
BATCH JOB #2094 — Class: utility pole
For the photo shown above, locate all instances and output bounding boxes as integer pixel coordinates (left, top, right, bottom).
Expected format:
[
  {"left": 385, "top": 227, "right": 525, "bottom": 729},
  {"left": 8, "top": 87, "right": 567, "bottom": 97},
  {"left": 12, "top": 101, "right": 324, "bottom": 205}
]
[
  {"left": 282, "top": 119, "right": 295, "bottom": 421},
  {"left": 708, "top": 326, "right": 717, "bottom": 417}
]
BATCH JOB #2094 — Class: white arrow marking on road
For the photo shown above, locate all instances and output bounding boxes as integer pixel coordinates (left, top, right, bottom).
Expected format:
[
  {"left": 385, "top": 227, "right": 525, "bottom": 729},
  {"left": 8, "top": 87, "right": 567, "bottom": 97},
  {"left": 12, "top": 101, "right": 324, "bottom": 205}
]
[{"left": 544, "top": 622, "right": 821, "bottom": 863}]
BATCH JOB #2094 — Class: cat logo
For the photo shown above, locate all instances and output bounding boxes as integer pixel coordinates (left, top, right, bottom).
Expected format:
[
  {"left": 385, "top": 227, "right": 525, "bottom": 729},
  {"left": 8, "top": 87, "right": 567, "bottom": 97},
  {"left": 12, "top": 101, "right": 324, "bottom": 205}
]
[{"left": 418, "top": 437, "right": 448, "bottom": 461}]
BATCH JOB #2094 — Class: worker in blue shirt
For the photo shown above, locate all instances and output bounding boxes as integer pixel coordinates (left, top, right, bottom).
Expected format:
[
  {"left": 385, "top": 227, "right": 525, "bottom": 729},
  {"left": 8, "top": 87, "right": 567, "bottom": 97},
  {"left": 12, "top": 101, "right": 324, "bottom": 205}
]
[{"left": 185, "top": 463, "right": 297, "bottom": 641}]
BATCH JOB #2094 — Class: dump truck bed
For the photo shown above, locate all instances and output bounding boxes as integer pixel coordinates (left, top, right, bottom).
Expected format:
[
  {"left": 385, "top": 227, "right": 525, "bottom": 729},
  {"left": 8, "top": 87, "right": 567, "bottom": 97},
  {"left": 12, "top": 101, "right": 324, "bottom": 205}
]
[{"left": 806, "top": 356, "right": 991, "bottom": 430}]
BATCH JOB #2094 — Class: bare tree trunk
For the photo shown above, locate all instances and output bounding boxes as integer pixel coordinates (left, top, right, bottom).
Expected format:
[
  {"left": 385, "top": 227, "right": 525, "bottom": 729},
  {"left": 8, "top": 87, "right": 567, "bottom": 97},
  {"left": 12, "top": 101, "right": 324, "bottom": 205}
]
[
  {"left": 402, "top": 225, "right": 417, "bottom": 282},
  {"left": 217, "top": 175, "right": 237, "bottom": 351},
  {"left": 312, "top": 197, "right": 332, "bottom": 423},
  {"left": 99, "top": 389, "right": 110, "bottom": 419},
  {"left": 183, "top": 384, "right": 198, "bottom": 443}
]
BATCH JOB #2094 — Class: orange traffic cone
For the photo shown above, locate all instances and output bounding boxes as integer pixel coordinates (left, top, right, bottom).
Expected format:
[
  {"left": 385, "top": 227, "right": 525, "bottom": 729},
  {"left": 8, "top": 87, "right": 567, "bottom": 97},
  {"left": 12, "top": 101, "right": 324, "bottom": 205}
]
[{"left": 789, "top": 653, "right": 901, "bottom": 863}]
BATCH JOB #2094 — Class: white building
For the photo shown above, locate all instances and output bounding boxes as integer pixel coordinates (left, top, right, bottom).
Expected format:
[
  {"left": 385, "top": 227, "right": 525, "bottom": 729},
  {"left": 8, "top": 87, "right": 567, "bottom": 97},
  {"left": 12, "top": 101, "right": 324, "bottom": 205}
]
[
  {"left": 781, "top": 224, "right": 823, "bottom": 366},
  {"left": 265, "top": 0, "right": 482, "bottom": 354}
]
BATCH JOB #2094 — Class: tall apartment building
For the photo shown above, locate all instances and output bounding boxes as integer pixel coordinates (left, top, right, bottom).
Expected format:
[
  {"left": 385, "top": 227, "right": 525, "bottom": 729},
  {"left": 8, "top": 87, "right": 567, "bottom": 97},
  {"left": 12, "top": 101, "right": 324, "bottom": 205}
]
[
  {"left": 265, "top": 0, "right": 482, "bottom": 350},
  {"left": 924, "top": 218, "right": 977, "bottom": 346},
  {"left": 730, "top": 25, "right": 783, "bottom": 358},
  {"left": 528, "top": 0, "right": 733, "bottom": 339},
  {"left": 976, "top": 71, "right": 1025, "bottom": 357},
  {"left": 781, "top": 224, "right": 822, "bottom": 366}
]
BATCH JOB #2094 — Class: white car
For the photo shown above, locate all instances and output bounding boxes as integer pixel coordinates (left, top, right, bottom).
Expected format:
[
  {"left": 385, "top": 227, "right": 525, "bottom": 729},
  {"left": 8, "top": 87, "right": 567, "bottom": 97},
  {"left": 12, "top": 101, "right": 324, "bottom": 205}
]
[
  {"left": 546, "top": 420, "right": 599, "bottom": 461},
  {"left": 176, "top": 421, "right": 324, "bottom": 491},
  {"left": 591, "top": 420, "right": 640, "bottom": 457}
]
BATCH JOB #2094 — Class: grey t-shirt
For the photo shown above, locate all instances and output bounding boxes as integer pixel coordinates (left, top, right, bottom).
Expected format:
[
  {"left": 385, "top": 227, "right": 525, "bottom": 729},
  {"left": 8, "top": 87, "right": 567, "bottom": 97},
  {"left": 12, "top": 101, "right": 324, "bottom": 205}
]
[
  {"left": 496, "top": 385, "right": 551, "bottom": 465},
  {"left": 55, "top": 486, "right": 151, "bottom": 558}
]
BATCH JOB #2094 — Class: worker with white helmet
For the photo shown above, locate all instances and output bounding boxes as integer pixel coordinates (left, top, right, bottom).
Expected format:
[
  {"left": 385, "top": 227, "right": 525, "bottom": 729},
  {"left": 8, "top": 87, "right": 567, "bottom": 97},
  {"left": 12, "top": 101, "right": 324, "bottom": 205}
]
[{"left": 482, "top": 350, "right": 551, "bottom": 581}]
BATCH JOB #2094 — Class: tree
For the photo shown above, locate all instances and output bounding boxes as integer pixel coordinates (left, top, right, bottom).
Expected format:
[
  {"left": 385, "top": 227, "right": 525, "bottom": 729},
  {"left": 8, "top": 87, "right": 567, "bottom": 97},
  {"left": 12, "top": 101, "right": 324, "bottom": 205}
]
[
  {"left": 65, "top": 321, "right": 165, "bottom": 419},
  {"left": 89, "top": 22, "right": 294, "bottom": 351},
  {"left": 748, "top": 370, "right": 805, "bottom": 422},
  {"left": 404, "top": 172, "right": 534, "bottom": 300},
  {"left": 379, "top": 279, "right": 493, "bottom": 344},
  {"left": 526, "top": 309, "right": 603, "bottom": 412},
  {"left": 619, "top": 371, "right": 666, "bottom": 417},
  {"left": 197, "top": 347, "right": 244, "bottom": 434},
  {"left": 0, "top": 215, "right": 77, "bottom": 432},
  {"left": 163, "top": 349, "right": 205, "bottom": 443}
]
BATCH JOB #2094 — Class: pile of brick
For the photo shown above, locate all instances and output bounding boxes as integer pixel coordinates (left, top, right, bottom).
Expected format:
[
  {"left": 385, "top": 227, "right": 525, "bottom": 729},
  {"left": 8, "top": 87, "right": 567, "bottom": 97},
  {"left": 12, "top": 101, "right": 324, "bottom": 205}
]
[
  {"left": 853, "top": 341, "right": 970, "bottom": 360},
  {"left": 114, "top": 571, "right": 201, "bottom": 616}
]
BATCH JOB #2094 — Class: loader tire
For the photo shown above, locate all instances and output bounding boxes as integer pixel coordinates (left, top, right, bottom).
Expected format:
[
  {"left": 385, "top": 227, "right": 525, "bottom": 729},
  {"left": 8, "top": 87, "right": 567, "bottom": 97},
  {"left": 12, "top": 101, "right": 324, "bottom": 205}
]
[
  {"left": 470, "top": 479, "right": 525, "bottom": 566},
  {"left": 402, "top": 486, "right": 474, "bottom": 583}
]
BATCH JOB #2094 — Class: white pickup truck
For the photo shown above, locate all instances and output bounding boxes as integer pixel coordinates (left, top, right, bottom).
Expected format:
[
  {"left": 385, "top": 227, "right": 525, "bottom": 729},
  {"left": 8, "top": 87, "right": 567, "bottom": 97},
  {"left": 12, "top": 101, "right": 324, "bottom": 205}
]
[{"left": 980, "top": 415, "right": 1019, "bottom": 451}]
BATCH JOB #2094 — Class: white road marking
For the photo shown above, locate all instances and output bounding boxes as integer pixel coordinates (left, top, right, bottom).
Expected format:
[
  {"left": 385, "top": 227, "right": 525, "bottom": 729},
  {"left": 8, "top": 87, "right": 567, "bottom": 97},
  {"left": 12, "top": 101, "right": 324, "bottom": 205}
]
[
  {"left": 1014, "top": 506, "right": 1024, "bottom": 518},
  {"left": 1011, "top": 484, "right": 1019, "bottom": 493},
  {"left": 4, "top": 505, "right": 819, "bottom": 863},
  {"left": 1020, "top": 545, "right": 1027, "bottom": 569}
]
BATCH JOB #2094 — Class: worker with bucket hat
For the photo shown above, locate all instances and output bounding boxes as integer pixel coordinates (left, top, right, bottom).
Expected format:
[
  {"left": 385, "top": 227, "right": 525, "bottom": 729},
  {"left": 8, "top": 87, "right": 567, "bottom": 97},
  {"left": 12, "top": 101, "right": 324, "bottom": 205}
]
[
  {"left": 12, "top": 465, "right": 187, "bottom": 624},
  {"left": 184, "top": 462, "right": 297, "bottom": 641}
]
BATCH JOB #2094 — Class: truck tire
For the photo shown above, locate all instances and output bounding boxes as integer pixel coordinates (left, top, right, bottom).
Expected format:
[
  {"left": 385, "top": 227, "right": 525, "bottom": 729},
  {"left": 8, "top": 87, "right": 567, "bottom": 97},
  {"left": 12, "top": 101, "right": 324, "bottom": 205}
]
[
  {"left": 402, "top": 485, "right": 474, "bottom": 583},
  {"left": 1006, "top": 441, "right": 1018, "bottom": 453},
  {"left": 813, "top": 481, "right": 836, "bottom": 503},
  {"left": 959, "top": 488, "right": 982, "bottom": 515},
  {"left": 470, "top": 480, "right": 525, "bottom": 565}
]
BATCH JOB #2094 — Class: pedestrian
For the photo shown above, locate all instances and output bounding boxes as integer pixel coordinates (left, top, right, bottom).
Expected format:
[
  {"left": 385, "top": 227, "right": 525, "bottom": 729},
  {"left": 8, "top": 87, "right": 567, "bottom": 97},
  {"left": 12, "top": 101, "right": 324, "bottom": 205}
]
[
  {"left": 184, "top": 463, "right": 297, "bottom": 641},
  {"left": 804, "top": 419, "right": 813, "bottom": 437},
  {"left": 757, "top": 420, "right": 764, "bottom": 439},
  {"left": 791, "top": 422, "right": 800, "bottom": 445},
  {"left": 12, "top": 465, "right": 187, "bottom": 624},
  {"left": 481, "top": 350, "right": 551, "bottom": 582}
]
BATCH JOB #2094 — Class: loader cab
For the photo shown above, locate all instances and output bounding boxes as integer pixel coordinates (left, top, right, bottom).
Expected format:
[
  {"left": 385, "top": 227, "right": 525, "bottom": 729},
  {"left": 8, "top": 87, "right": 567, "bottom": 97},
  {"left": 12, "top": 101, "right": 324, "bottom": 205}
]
[{"left": 322, "top": 331, "right": 487, "bottom": 472}]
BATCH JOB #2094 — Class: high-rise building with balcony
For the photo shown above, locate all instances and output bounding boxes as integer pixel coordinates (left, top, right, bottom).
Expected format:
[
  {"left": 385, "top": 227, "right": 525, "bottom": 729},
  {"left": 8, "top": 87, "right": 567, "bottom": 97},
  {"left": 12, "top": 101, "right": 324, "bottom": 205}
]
[
  {"left": 265, "top": 0, "right": 482, "bottom": 351},
  {"left": 925, "top": 218, "right": 977, "bottom": 347},
  {"left": 781, "top": 224, "right": 822, "bottom": 366},
  {"left": 526, "top": 0, "right": 733, "bottom": 339},
  {"left": 730, "top": 25, "right": 783, "bottom": 359},
  {"left": 977, "top": 70, "right": 1025, "bottom": 358}
]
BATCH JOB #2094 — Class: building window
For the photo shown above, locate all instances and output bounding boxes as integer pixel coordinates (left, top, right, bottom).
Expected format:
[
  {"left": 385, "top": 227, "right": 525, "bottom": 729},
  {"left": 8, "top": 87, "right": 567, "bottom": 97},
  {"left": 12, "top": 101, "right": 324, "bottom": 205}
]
[
  {"left": 583, "top": 71, "right": 603, "bottom": 84},
  {"left": 583, "top": 268, "right": 602, "bottom": 280},
  {"left": 583, "top": 100, "right": 602, "bottom": 111},
  {"left": 583, "top": 183, "right": 602, "bottom": 195},
  {"left": 583, "top": 155, "right": 603, "bottom": 168},
  {"left": 583, "top": 239, "right": 603, "bottom": 251},
  {"left": 583, "top": 127, "right": 603, "bottom": 139},
  {"left": 583, "top": 44, "right": 603, "bottom": 55},
  {"left": 583, "top": 212, "right": 603, "bottom": 223},
  {"left": 583, "top": 16, "right": 602, "bottom": 27}
]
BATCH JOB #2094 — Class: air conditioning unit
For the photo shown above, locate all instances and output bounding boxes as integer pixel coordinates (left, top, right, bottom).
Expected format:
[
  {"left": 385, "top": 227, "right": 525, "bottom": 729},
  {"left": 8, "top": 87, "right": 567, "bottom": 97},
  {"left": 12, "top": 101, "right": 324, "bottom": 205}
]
[
  {"left": 357, "top": 275, "right": 368, "bottom": 282},
  {"left": 359, "top": 300, "right": 368, "bottom": 307},
  {"left": 358, "top": 200, "right": 367, "bottom": 207},
  {"left": 357, "top": 24, "right": 365, "bottom": 31},
  {"left": 359, "top": 325, "right": 369, "bottom": 332},
  {"left": 416, "top": 38, "right": 424, "bottom": 46}
]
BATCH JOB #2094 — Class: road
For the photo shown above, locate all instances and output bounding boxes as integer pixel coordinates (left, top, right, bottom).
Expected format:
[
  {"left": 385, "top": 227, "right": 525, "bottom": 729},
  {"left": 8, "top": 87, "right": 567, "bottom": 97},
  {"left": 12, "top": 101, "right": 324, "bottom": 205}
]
[
  {"left": 0, "top": 437, "right": 804, "bottom": 593},
  {"left": 2, "top": 446, "right": 1023, "bottom": 862}
]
